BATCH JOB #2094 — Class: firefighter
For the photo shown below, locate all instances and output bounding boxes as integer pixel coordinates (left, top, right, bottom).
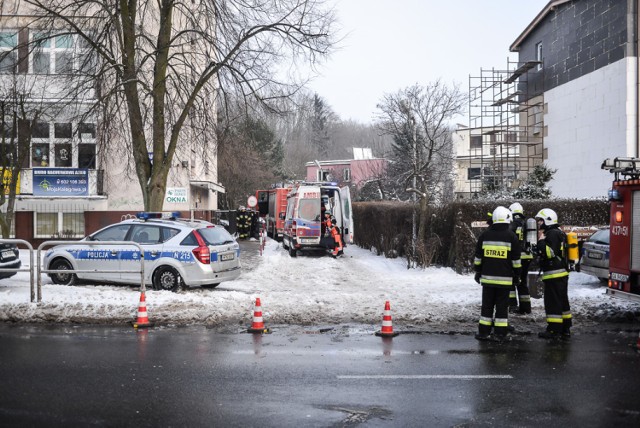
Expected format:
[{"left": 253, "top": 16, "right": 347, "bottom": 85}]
[
  {"left": 508, "top": 202, "right": 532, "bottom": 314},
  {"left": 236, "top": 207, "right": 250, "bottom": 240},
  {"left": 329, "top": 218, "right": 343, "bottom": 258},
  {"left": 323, "top": 210, "right": 333, "bottom": 237},
  {"left": 534, "top": 208, "right": 571, "bottom": 340},
  {"left": 473, "top": 206, "right": 522, "bottom": 341}
]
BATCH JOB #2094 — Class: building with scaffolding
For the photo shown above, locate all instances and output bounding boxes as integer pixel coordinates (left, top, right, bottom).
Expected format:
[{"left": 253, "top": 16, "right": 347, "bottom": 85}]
[
  {"left": 454, "top": 59, "right": 544, "bottom": 199},
  {"left": 456, "top": 0, "right": 638, "bottom": 200}
]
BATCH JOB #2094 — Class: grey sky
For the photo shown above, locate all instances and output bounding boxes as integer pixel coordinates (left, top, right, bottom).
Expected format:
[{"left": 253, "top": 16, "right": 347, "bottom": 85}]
[{"left": 308, "top": 0, "right": 549, "bottom": 124}]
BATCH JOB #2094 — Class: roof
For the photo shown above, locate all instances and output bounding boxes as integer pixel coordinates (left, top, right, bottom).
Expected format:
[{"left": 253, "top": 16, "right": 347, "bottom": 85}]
[{"left": 510, "top": 1, "right": 570, "bottom": 52}]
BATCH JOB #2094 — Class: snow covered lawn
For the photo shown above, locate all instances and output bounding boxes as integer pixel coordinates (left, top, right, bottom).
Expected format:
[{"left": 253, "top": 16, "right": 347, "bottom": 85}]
[{"left": 0, "top": 239, "right": 637, "bottom": 332}]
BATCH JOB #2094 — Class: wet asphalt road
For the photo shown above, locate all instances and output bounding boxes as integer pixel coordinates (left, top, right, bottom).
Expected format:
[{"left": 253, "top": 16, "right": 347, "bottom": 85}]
[{"left": 1, "top": 323, "right": 639, "bottom": 427}]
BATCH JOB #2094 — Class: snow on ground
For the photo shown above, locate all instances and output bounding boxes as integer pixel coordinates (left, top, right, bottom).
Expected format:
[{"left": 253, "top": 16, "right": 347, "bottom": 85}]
[{"left": 0, "top": 239, "right": 638, "bottom": 332}]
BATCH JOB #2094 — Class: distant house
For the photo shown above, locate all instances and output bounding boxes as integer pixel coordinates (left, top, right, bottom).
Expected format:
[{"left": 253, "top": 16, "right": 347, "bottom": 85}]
[{"left": 305, "top": 148, "right": 387, "bottom": 188}]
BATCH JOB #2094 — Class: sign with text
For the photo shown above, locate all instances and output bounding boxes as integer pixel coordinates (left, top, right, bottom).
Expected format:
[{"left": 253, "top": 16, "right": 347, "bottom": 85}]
[
  {"left": 33, "top": 168, "right": 89, "bottom": 196},
  {"left": 165, "top": 187, "right": 188, "bottom": 204}
]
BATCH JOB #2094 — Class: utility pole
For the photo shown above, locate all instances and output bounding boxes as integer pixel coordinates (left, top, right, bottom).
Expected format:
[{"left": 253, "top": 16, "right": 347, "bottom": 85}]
[{"left": 411, "top": 116, "right": 417, "bottom": 262}]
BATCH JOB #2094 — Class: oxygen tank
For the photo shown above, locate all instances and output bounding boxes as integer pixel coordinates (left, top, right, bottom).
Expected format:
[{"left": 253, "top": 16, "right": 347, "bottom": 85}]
[
  {"left": 525, "top": 217, "right": 538, "bottom": 251},
  {"left": 567, "top": 232, "right": 579, "bottom": 265}
]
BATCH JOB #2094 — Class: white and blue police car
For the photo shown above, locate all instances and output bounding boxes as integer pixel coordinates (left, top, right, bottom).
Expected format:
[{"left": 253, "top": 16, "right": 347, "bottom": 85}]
[{"left": 43, "top": 212, "right": 241, "bottom": 292}]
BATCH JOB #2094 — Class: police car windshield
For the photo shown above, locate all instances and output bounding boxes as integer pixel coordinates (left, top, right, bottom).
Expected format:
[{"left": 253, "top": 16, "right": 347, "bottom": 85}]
[{"left": 198, "top": 227, "right": 235, "bottom": 246}]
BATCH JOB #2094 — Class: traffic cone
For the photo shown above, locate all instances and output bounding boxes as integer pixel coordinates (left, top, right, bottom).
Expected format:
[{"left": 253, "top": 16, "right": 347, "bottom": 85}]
[
  {"left": 131, "top": 291, "right": 154, "bottom": 328},
  {"left": 375, "top": 300, "right": 399, "bottom": 337},
  {"left": 247, "top": 297, "right": 270, "bottom": 333}
]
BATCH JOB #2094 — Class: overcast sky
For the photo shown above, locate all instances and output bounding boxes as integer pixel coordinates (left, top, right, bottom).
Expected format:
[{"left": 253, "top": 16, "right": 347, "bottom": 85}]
[{"left": 308, "top": 0, "right": 550, "bottom": 124}]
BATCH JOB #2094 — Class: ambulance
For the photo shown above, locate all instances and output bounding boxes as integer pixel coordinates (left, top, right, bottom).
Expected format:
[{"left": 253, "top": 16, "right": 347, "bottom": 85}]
[
  {"left": 601, "top": 157, "right": 640, "bottom": 302},
  {"left": 282, "top": 181, "right": 353, "bottom": 257}
]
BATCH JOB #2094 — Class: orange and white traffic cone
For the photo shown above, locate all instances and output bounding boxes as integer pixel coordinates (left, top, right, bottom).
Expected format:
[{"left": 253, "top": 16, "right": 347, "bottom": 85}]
[
  {"left": 247, "top": 297, "right": 270, "bottom": 333},
  {"left": 375, "top": 300, "right": 399, "bottom": 337},
  {"left": 131, "top": 291, "right": 154, "bottom": 328}
]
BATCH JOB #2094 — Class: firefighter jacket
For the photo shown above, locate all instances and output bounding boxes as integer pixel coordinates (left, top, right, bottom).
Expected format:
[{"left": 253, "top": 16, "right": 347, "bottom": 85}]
[
  {"left": 510, "top": 214, "right": 533, "bottom": 260},
  {"left": 474, "top": 223, "right": 522, "bottom": 288},
  {"left": 536, "top": 225, "right": 569, "bottom": 280}
]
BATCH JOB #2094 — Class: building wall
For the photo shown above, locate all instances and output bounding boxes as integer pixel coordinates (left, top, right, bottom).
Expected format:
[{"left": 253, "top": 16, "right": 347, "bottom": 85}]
[
  {"left": 519, "top": 0, "right": 630, "bottom": 97},
  {"left": 544, "top": 57, "right": 636, "bottom": 197}
]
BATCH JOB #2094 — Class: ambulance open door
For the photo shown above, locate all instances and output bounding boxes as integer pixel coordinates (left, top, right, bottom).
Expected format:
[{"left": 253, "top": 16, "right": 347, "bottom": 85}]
[{"left": 339, "top": 186, "right": 354, "bottom": 245}]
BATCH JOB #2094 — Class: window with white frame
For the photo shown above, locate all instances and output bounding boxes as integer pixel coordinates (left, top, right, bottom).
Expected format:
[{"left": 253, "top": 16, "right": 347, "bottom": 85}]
[
  {"left": 0, "top": 32, "right": 17, "bottom": 74},
  {"left": 33, "top": 33, "right": 75, "bottom": 74},
  {"left": 28, "top": 121, "right": 96, "bottom": 168},
  {"left": 317, "top": 170, "right": 330, "bottom": 181},
  {"left": 34, "top": 212, "right": 84, "bottom": 238},
  {"left": 343, "top": 168, "right": 351, "bottom": 182},
  {"left": 536, "top": 42, "right": 543, "bottom": 70}
]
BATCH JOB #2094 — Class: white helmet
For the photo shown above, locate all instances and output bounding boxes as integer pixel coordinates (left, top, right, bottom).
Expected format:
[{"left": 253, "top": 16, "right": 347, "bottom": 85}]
[
  {"left": 492, "top": 206, "right": 512, "bottom": 224},
  {"left": 509, "top": 202, "right": 523, "bottom": 215},
  {"left": 535, "top": 208, "right": 558, "bottom": 226}
]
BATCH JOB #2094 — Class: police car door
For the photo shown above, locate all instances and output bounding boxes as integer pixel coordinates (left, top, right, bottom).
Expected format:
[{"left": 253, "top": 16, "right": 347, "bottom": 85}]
[
  {"left": 120, "top": 224, "right": 163, "bottom": 284},
  {"left": 84, "top": 224, "right": 131, "bottom": 282},
  {"left": 339, "top": 186, "right": 354, "bottom": 244}
]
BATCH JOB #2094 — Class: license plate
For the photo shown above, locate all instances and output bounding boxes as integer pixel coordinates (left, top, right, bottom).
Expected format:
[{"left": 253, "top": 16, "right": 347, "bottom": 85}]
[
  {"left": 588, "top": 251, "right": 603, "bottom": 260},
  {"left": 611, "top": 272, "right": 629, "bottom": 282},
  {"left": 0, "top": 249, "right": 14, "bottom": 260},
  {"left": 220, "top": 253, "right": 234, "bottom": 261},
  {"left": 300, "top": 238, "right": 317, "bottom": 243}
]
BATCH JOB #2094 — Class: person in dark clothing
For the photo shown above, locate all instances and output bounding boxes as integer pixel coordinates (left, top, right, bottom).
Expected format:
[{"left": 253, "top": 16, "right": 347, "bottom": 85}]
[
  {"left": 473, "top": 206, "right": 522, "bottom": 342},
  {"left": 534, "top": 208, "right": 571, "bottom": 340},
  {"left": 508, "top": 202, "right": 532, "bottom": 314}
]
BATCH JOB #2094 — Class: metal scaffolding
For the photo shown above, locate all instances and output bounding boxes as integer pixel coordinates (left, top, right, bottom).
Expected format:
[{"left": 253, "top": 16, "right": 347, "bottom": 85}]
[{"left": 465, "top": 58, "right": 544, "bottom": 197}]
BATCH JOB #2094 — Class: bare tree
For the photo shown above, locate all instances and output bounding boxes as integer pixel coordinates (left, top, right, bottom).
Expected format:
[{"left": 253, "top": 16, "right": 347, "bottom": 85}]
[
  {"left": 376, "top": 81, "right": 466, "bottom": 244},
  {"left": 22, "top": 0, "right": 337, "bottom": 210}
]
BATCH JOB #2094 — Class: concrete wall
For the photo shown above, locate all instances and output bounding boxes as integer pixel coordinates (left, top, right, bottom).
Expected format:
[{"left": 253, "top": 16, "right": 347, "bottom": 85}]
[{"left": 544, "top": 57, "right": 637, "bottom": 197}]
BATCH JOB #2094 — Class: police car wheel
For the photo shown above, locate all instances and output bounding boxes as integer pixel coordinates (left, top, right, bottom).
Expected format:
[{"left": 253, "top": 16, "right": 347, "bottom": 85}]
[
  {"left": 152, "top": 266, "right": 181, "bottom": 292},
  {"left": 50, "top": 259, "right": 76, "bottom": 286},
  {"left": 288, "top": 246, "right": 297, "bottom": 257}
]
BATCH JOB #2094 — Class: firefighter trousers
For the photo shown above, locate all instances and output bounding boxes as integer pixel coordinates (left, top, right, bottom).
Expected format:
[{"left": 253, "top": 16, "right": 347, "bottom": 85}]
[
  {"left": 509, "top": 259, "right": 532, "bottom": 313},
  {"left": 542, "top": 276, "right": 571, "bottom": 334},
  {"left": 478, "top": 286, "right": 510, "bottom": 336}
]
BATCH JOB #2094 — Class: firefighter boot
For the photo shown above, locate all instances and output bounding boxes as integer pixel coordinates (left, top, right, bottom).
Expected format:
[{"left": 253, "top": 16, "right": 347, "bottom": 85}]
[{"left": 538, "top": 329, "right": 561, "bottom": 340}]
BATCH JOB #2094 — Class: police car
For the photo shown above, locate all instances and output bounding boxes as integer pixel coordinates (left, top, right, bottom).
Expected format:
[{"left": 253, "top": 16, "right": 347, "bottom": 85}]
[{"left": 43, "top": 212, "right": 241, "bottom": 292}]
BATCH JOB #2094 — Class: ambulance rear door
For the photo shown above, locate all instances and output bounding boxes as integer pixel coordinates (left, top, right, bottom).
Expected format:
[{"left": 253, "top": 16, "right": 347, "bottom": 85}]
[{"left": 340, "top": 186, "right": 354, "bottom": 244}]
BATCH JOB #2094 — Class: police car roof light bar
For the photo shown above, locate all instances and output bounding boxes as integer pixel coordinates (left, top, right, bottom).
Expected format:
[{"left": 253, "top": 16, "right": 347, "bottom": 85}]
[{"left": 136, "top": 211, "right": 181, "bottom": 221}]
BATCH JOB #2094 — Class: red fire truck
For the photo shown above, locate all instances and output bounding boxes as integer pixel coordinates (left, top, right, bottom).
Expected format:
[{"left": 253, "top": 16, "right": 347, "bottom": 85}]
[
  {"left": 601, "top": 157, "right": 640, "bottom": 302},
  {"left": 255, "top": 185, "right": 292, "bottom": 241}
]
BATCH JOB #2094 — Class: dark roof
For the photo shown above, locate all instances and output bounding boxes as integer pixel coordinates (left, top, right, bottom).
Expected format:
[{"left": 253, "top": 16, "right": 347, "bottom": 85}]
[{"left": 510, "top": 1, "right": 570, "bottom": 52}]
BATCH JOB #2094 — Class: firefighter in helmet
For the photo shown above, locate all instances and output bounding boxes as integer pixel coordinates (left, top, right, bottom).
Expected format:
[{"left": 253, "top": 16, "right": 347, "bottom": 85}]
[
  {"left": 534, "top": 208, "right": 571, "bottom": 340},
  {"left": 473, "top": 206, "right": 521, "bottom": 341},
  {"left": 508, "top": 202, "right": 532, "bottom": 314}
]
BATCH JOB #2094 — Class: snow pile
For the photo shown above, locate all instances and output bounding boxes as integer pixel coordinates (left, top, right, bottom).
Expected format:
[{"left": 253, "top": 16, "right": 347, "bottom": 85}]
[{"left": 0, "top": 239, "right": 637, "bottom": 332}]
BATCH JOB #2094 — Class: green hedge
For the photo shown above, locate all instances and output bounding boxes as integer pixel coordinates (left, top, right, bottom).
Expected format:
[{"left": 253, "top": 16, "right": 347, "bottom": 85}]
[{"left": 352, "top": 199, "right": 610, "bottom": 273}]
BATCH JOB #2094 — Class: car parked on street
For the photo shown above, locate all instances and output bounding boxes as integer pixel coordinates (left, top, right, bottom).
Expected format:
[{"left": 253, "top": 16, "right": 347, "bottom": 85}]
[
  {"left": 43, "top": 212, "right": 241, "bottom": 291},
  {"left": 578, "top": 227, "right": 609, "bottom": 282},
  {"left": 0, "top": 243, "right": 21, "bottom": 280}
]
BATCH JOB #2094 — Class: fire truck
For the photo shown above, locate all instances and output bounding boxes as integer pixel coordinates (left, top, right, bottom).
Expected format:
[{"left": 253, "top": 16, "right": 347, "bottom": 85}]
[
  {"left": 601, "top": 157, "right": 640, "bottom": 302},
  {"left": 255, "top": 185, "right": 292, "bottom": 241}
]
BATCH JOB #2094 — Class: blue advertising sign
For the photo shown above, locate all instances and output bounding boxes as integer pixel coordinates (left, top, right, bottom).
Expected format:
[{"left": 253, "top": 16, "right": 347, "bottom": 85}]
[{"left": 33, "top": 168, "right": 89, "bottom": 196}]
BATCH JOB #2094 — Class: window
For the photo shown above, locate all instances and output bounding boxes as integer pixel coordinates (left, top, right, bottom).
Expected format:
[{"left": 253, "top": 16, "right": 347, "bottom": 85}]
[
  {"left": 54, "top": 143, "right": 72, "bottom": 167},
  {"left": 0, "top": 32, "right": 17, "bottom": 74},
  {"left": 468, "top": 168, "right": 482, "bottom": 180},
  {"left": 32, "top": 143, "right": 50, "bottom": 167},
  {"left": 131, "top": 225, "right": 161, "bottom": 244},
  {"left": 317, "top": 170, "right": 330, "bottom": 181},
  {"left": 536, "top": 42, "right": 543, "bottom": 70},
  {"left": 93, "top": 224, "right": 130, "bottom": 241},
  {"left": 78, "top": 122, "right": 95, "bottom": 140},
  {"left": 35, "top": 212, "right": 85, "bottom": 238},
  {"left": 298, "top": 198, "right": 320, "bottom": 221},
  {"left": 78, "top": 144, "right": 96, "bottom": 169},
  {"left": 470, "top": 135, "right": 482, "bottom": 149},
  {"left": 33, "top": 33, "right": 74, "bottom": 74},
  {"left": 32, "top": 121, "right": 50, "bottom": 138},
  {"left": 343, "top": 168, "right": 351, "bottom": 182}
]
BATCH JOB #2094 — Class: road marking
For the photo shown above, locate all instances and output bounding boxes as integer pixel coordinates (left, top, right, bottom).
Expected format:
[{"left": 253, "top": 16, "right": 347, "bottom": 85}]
[{"left": 337, "top": 375, "right": 512, "bottom": 379}]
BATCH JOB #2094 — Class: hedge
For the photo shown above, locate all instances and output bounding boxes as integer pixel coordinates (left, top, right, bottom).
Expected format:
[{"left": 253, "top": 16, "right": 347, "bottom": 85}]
[{"left": 352, "top": 199, "right": 610, "bottom": 273}]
